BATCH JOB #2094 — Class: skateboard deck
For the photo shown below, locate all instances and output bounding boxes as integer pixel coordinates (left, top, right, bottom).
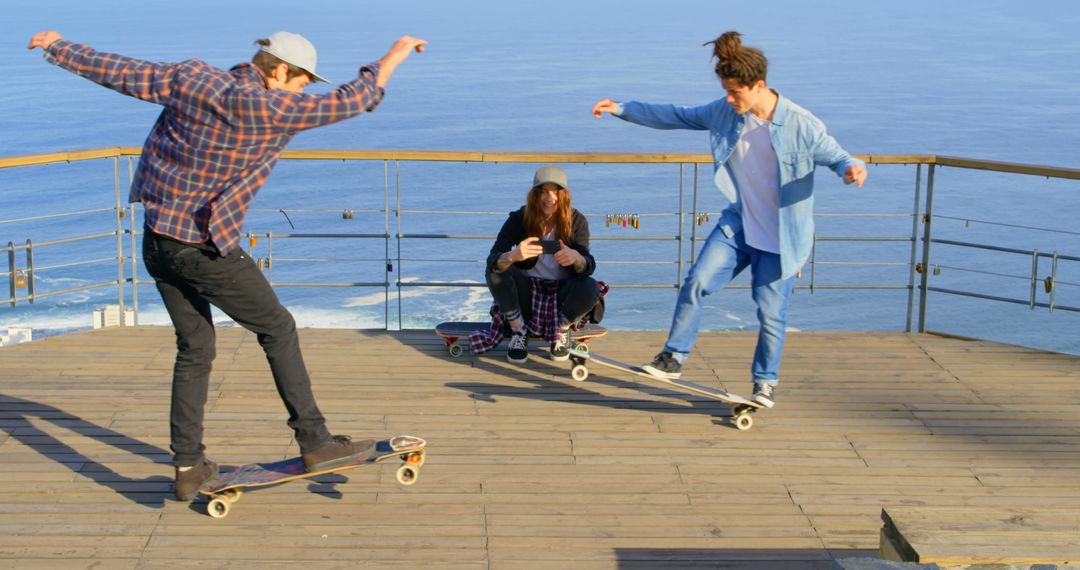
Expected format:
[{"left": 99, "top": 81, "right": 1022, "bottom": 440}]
[
  {"left": 436, "top": 321, "right": 607, "bottom": 357},
  {"left": 198, "top": 435, "right": 426, "bottom": 518},
  {"left": 566, "top": 349, "right": 763, "bottom": 430}
]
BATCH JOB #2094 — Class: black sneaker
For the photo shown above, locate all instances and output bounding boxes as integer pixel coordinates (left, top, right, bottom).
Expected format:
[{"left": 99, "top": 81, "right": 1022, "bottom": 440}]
[
  {"left": 302, "top": 435, "right": 376, "bottom": 472},
  {"left": 174, "top": 457, "right": 218, "bottom": 502},
  {"left": 507, "top": 333, "right": 528, "bottom": 363},
  {"left": 641, "top": 351, "right": 682, "bottom": 379},
  {"left": 752, "top": 382, "right": 777, "bottom": 408},
  {"left": 549, "top": 329, "right": 571, "bottom": 361}
]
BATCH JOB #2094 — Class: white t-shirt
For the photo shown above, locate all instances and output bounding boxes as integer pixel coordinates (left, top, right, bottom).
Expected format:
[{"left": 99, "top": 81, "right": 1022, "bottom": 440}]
[
  {"left": 523, "top": 229, "right": 570, "bottom": 280},
  {"left": 728, "top": 112, "right": 780, "bottom": 253}
]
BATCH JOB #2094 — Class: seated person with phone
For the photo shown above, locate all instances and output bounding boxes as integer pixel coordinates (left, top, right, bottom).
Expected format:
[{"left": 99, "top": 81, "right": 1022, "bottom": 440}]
[{"left": 478, "top": 166, "right": 603, "bottom": 363}]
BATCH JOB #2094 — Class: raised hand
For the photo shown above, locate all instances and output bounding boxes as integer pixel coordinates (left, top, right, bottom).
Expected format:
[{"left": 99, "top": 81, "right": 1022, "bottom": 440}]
[
  {"left": 592, "top": 99, "right": 619, "bottom": 119},
  {"left": 27, "top": 31, "right": 63, "bottom": 51}
]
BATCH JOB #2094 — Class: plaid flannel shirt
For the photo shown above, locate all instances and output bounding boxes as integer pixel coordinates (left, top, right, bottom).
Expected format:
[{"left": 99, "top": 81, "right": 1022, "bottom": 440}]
[
  {"left": 44, "top": 40, "right": 384, "bottom": 254},
  {"left": 469, "top": 278, "right": 608, "bottom": 354}
]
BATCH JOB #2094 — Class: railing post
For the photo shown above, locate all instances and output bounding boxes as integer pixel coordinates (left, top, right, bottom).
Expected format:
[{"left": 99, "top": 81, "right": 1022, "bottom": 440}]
[
  {"left": 676, "top": 163, "right": 684, "bottom": 291},
  {"left": 1049, "top": 252, "right": 1058, "bottom": 313},
  {"left": 267, "top": 235, "right": 274, "bottom": 282},
  {"left": 396, "top": 160, "right": 403, "bottom": 331},
  {"left": 7, "top": 241, "right": 15, "bottom": 307},
  {"left": 113, "top": 156, "right": 126, "bottom": 316},
  {"left": 690, "top": 163, "right": 699, "bottom": 264},
  {"left": 917, "top": 164, "right": 936, "bottom": 332},
  {"left": 905, "top": 164, "right": 924, "bottom": 332},
  {"left": 127, "top": 158, "right": 139, "bottom": 325},
  {"left": 1029, "top": 249, "right": 1039, "bottom": 310},
  {"left": 383, "top": 160, "right": 391, "bottom": 331},
  {"left": 25, "top": 240, "right": 34, "bottom": 304}
]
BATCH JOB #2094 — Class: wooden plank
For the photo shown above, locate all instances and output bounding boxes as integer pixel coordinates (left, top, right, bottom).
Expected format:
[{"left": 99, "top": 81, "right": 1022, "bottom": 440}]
[{"left": 882, "top": 507, "right": 1080, "bottom": 564}]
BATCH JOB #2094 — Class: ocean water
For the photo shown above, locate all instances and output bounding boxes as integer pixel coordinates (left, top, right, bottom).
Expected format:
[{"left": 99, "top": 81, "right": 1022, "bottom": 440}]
[{"left": 2, "top": 0, "right": 1079, "bottom": 355}]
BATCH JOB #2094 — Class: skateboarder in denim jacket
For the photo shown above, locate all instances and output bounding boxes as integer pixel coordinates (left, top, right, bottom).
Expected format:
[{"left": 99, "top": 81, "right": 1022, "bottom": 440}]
[
  {"left": 29, "top": 30, "right": 427, "bottom": 500},
  {"left": 592, "top": 31, "right": 867, "bottom": 408}
]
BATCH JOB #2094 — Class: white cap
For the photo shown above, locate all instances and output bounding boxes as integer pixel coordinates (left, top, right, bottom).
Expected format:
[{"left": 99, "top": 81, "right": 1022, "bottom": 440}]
[{"left": 258, "top": 31, "right": 329, "bottom": 83}]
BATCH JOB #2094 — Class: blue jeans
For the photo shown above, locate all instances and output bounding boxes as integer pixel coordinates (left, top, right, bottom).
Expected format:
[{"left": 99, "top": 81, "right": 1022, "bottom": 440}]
[{"left": 664, "top": 227, "right": 795, "bottom": 385}]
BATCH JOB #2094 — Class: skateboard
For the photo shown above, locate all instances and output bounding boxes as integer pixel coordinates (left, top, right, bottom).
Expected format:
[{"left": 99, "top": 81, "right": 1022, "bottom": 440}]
[
  {"left": 198, "top": 435, "right": 426, "bottom": 519},
  {"left": 566, "top": 349, "right": 763, "bottom": 430},
  {"left": 435, "top": 321, "right": 607, "bottom": 358}
]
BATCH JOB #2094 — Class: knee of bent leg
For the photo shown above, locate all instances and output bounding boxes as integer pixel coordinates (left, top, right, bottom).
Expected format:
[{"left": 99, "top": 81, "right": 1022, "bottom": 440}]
[
  {"left": 177, "top": 338, "right": 216, "bottom": 364},
  {"left": 265, "top": 305, "right": 298, "bottom": 337},
  {"left": 574, "top": 276, "right": 600, "bottom": 298},
  {"left": 682, "top": 270, "right": 711, "bottom": 298}
]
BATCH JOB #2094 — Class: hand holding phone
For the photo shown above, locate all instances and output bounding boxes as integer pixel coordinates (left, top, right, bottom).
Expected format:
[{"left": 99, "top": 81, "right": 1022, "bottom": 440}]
[{"left": 538, "top": 240, "right": 561, "bottom": 254}]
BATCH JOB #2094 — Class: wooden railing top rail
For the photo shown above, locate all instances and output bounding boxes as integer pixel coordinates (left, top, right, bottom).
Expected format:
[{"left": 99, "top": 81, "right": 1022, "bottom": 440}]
[{"left": 1, "top": 147, "right": 1079, "bottom": 180}]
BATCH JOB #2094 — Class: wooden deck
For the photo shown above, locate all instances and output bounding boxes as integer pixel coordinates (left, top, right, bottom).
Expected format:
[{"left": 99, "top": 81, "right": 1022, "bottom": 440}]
[{"left": 1, "top": 326, "right": 1079, "bottom": 569}]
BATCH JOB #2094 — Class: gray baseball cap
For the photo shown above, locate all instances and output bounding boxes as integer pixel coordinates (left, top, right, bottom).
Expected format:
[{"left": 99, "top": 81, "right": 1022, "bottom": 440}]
[
  {"left": 258, "top": 31, "right": 329, "bottom": 83},
  {"left": 532, "top": 166, "right": 568, "bottom": 189}
]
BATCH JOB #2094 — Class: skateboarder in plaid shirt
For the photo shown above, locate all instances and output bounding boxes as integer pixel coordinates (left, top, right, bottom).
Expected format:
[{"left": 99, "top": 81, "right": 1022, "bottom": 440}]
[
  {"left": 29, "top": 30, "right": 427, "bottom": 501},
  {"left": 592, "top": 31, "right": 867, "bottom": 409}
]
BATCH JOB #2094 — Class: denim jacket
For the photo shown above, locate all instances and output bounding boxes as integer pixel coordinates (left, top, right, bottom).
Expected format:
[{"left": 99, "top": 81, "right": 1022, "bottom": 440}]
[{"left": 616, "top": 92, "right": 863, "bottom": 279}]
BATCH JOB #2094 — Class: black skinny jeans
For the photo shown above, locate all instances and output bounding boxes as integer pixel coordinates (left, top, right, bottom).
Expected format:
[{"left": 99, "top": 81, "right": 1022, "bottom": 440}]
[
  {"left": 142, "top": 230, "right": 330, "bottom": 466},
  {"left": 485, "top": 266, "right": 599, "bottom": 325}
]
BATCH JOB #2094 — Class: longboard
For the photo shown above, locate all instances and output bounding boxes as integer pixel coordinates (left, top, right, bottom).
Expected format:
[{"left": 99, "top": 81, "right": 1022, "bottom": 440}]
[
  {"left": 566, "top": 349, "right": 762, "bottom": 430},
  {"left": 436, "top": 321, "right": 607, "bottom": 358},
  {"left": 198, "top": 435, "right": 426, "bottom": 518}
]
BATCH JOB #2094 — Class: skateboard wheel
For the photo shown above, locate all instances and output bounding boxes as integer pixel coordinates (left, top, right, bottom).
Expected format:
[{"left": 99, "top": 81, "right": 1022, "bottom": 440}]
[
  {"left": 733, "top": 414, "right": 753, "bottom": 431},
  {"left": 448, "top": 344, "right": 464, "bottom": 358},
  {"left": 570, "top": 365, "right": 589, "bottom": 382},
  {"left": 396, "top": 465, "right": 419, "bottom": 486},
  {"left": 208, "top": 497, "right": 231, "bottom": 519},
  {"left": 572, "top": 342, "right": 589, "bottom": 354}
]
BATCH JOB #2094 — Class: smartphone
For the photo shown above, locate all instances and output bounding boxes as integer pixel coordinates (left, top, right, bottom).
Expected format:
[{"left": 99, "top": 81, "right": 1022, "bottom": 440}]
[{"left": 538, "top": 240, "right": 560, "bottom": 254}]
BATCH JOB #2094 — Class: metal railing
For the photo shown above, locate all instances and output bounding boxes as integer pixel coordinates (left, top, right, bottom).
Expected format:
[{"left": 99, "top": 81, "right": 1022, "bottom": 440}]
[{"left": 2, "top": 148, "right": 1078, "bottom": 338}]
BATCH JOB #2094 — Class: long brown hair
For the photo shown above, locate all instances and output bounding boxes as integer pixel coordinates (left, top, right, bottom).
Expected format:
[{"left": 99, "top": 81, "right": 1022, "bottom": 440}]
[
  {"left": 704, "top": 31, "right": 768, "bottom": 87},
  {"left": 523, "top": 184, "right": 573, "bottom": 244}
]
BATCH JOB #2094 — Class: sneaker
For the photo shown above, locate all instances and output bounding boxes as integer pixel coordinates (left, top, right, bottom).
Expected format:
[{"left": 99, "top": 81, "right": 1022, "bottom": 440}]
[
  {"left": 302, "top": 435, "right": 376, "bottom": 472},
  {"left": 752, "top": 382, "right": 777, "bottom": 408},
  {"left": 174, "top": 457, "right": 218, "bottom": 502},
  {"left": 641, "top": 351, "right": 682, "bottom": 379},
  {"left": 507, "top": 332, "right": 528, "bottom": 363},
  {"left": 550, "top": 328, "right": 571, "bottom": 361}
]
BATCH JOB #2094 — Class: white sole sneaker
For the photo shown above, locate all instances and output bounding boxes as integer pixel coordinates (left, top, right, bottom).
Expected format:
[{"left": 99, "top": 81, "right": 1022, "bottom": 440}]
[{"left": 641, "top": 364, "right": 681, "bottom": 380}]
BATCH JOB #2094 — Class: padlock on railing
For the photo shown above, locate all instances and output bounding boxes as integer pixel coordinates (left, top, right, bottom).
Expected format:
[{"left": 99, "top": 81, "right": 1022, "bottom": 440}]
[
  {"left": 249, "top": 235, "right": 258, "bottom": 248},
  {"left": 14, "top": 269, "right": 27, "bottom": 289}
]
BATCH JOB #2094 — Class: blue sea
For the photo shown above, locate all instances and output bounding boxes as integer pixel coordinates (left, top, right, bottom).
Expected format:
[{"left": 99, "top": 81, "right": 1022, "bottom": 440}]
[{"left": 2, "top": 0, "right": 1079, "bottom": 355}]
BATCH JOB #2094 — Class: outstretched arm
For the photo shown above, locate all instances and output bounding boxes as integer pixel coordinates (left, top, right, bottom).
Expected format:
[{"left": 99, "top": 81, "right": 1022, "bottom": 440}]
[
  {"left": 270, "top": 35, "right": 427, "bottom": 133},
  {"left": 812, "top": 130, "right": 868, "bottom": 188},
  {"left": 591, "top": 98, "right": 719, "bottom": 131},
  {"left": 29, "top": 31, "right": 180, "bottom": 105}
]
